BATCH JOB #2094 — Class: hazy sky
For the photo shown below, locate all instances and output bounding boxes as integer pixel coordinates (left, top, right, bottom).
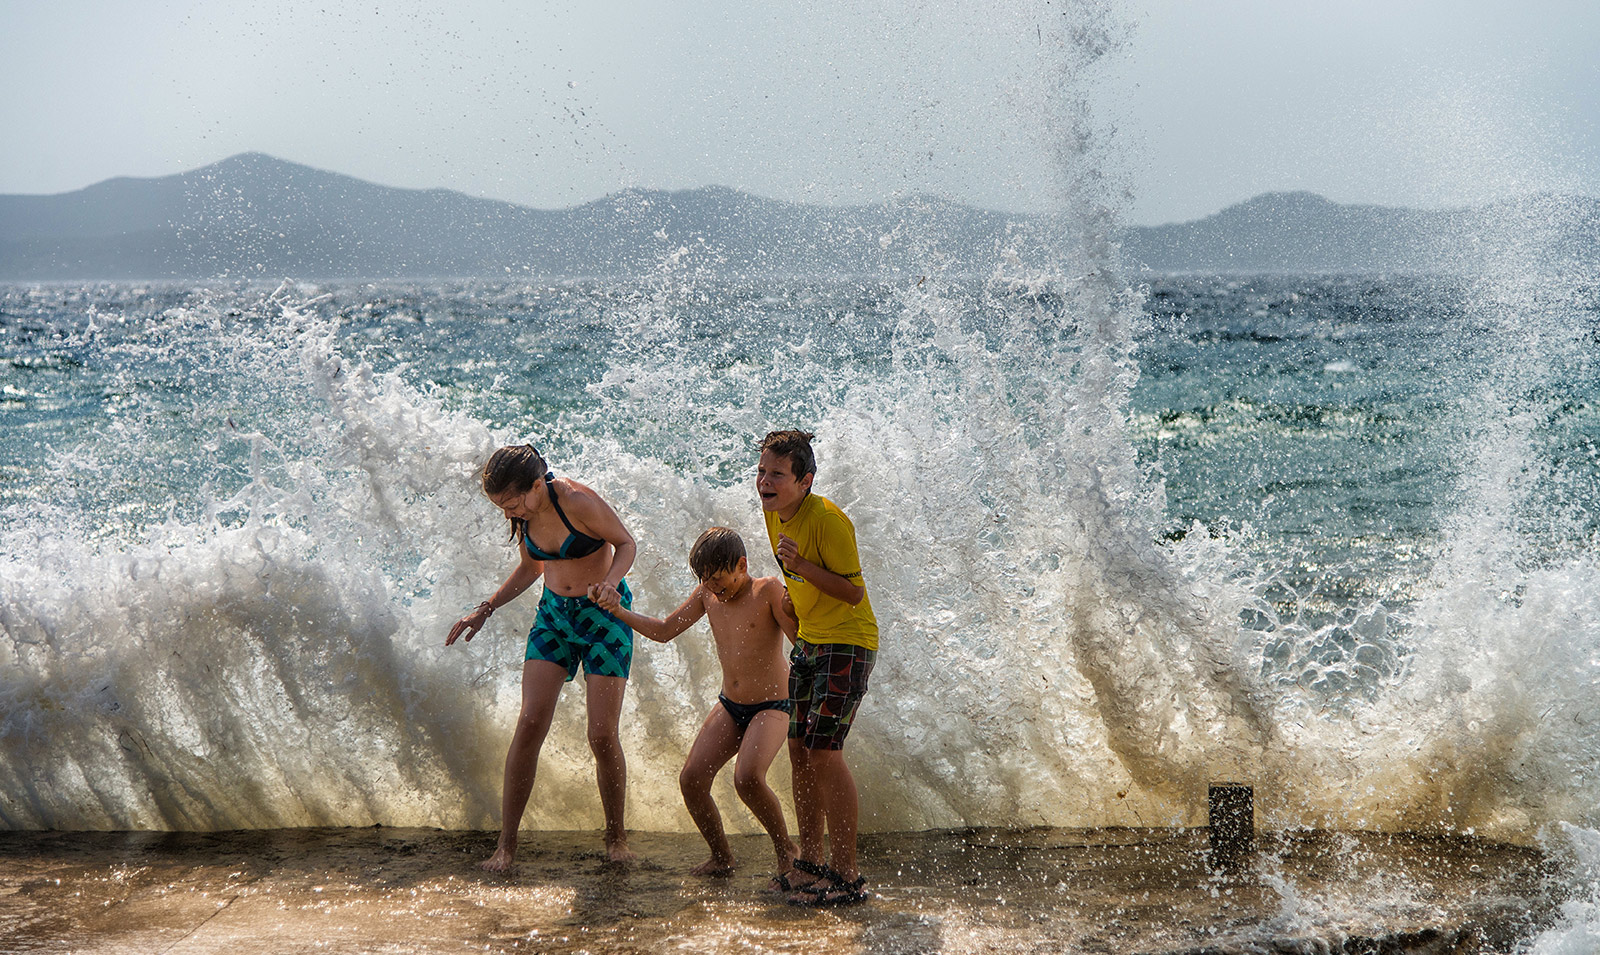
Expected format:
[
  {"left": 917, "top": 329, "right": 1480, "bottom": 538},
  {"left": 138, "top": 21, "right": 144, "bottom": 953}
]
[{"left": 3, "top": 0, "right": 1596, "bottom": 224}]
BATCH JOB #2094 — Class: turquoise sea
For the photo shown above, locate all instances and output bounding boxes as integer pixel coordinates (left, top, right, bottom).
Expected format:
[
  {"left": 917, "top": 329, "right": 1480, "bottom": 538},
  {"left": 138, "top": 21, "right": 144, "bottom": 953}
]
[{"left": 3, "top": 264, "right": 1597, "bottom": 813}]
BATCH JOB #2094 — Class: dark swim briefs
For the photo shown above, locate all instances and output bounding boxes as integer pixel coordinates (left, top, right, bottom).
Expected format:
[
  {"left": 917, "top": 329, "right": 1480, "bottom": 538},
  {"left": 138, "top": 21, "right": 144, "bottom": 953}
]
[
  {"left": 788, "top": 640, "right": 875, "bottom": 751},
  {"left": 717, "top": 694, "right": 793, "bottom": 732},
  {"left": 525, "top": 580, "right": 633, "bottom": 681}
]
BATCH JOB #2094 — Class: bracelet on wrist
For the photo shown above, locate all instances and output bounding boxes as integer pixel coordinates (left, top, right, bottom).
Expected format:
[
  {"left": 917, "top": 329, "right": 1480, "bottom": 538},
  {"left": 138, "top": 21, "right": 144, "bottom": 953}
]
[{"left": 476, "top": 601, "right": 495, "bottom": 616}]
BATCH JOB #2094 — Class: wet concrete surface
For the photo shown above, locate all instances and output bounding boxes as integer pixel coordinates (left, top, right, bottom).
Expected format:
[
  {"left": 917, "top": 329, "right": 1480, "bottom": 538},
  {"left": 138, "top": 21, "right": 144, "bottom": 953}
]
[{"left": 0, "top": 826, "right": 1558, "bottom": 954}]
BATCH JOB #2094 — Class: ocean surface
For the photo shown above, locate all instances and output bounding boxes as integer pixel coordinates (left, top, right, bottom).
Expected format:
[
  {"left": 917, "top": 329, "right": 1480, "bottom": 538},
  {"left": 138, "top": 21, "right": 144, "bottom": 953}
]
[{"left": 4, "top": 261, "right": 1600, "bottom": 944}]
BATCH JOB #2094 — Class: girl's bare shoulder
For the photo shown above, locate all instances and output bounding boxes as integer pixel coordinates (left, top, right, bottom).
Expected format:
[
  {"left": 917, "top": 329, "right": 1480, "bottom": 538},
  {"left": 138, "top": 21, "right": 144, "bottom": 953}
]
[{"left": 553, "top": 476, "right": 601, "bottom": 509}]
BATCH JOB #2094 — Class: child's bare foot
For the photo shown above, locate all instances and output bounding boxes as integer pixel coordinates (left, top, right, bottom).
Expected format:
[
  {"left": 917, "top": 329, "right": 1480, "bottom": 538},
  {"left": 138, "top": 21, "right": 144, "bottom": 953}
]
[
  {"left": 479, "top": 846, "right": 517, "bottom": 873},
  {"left": 765, "top": 840, "right": 799, "bottom": 891},
  {"left": 690, "top": 855, "right": 738, "bottom": 877},
  {"left": 604, "top": 835, "right": 638, "bottom": 863}
]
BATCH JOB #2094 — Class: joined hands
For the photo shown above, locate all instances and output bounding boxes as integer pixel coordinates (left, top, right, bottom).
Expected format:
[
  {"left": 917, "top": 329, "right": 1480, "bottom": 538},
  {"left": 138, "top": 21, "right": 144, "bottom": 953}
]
[{"left": 588, "top": 582, "right": 623, "bottom": 612}]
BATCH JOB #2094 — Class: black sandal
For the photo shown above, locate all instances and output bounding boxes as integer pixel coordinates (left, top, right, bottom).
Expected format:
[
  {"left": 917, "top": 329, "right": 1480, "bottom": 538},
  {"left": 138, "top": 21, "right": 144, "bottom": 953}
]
[
  {"left": 786, "top": 864, "right": 870, "bottom": 907},
  {"left": 805, "top": 874, "right": 869, "bottom": 907},
  {"left": 781, "top": 859, "right": 834, "bottom": 899},
  {"left": 766, "top": 871, "right": 797, "bottom": 893}
]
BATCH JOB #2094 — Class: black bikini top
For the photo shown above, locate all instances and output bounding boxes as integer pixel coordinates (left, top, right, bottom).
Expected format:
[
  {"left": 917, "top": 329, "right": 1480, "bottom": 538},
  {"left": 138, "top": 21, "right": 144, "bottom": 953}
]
[{"left": 522, "top": 473, "right": 607, "bottom": 561}]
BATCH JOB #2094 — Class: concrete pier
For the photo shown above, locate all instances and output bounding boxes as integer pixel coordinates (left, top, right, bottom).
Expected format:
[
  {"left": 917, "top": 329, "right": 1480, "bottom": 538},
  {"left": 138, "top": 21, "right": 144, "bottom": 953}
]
[{"left": 0, "top": 826, "right": 1555, "bottom": 954}]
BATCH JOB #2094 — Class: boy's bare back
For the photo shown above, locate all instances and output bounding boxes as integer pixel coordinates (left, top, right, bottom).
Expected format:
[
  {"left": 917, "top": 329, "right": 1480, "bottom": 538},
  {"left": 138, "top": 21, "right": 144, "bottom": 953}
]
[{"left": 698, "top": 575, "right": 794, "bottom": 704}]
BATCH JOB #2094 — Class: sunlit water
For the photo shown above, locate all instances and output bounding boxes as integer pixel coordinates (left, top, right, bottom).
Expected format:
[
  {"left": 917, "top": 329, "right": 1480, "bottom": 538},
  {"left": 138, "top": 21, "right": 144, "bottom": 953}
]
[{"left": 0, "top": 826, "right": 1553, "bottom": 953}]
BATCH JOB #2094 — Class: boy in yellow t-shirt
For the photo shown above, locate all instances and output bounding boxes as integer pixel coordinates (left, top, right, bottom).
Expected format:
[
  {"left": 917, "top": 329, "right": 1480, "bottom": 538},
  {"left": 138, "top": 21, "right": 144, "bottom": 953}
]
[{"left": 756, "top": 429, "right": 877, "bottom": 907}]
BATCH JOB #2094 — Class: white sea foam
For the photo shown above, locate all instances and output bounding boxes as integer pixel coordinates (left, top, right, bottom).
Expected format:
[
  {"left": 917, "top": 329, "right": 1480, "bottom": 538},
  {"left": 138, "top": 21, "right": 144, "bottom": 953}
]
[
  {"left": 7, "top": 249, "right": 1595, "bottom": 840},
  {"left": 0, "top": 260, "right": 1258, "bottom": 832},
  {"left": 1527, "top": 824, "right": 1600, "bottom": 953},
  {"left": 3, "top": 7, "right": 1598, "bottom": 851}
]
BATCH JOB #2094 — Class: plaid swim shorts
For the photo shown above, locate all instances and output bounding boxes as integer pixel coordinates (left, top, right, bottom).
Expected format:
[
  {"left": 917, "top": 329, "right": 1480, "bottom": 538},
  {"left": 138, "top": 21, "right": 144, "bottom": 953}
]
[
  {"left": 788, "top": 640, "right": 875, "bottom": 751},
  {"left": 525, "top": 580, "right": 633, "bottom": 681}
]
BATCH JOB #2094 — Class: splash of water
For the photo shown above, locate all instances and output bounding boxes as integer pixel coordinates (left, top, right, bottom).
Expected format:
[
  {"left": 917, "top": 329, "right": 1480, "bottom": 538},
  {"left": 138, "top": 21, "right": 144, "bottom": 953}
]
[
  {"left": 4, "top": 6, "right": 1599, "bottom": 850},
  {"left": 1528, "top": 824, "right": 1600, "bottom": 953}
]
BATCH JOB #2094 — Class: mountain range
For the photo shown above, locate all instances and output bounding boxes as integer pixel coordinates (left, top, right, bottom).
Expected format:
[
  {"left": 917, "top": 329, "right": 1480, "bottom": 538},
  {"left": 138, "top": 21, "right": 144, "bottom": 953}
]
[{"left": 1, "top": 153, "right": 1595, "bottom": 280}]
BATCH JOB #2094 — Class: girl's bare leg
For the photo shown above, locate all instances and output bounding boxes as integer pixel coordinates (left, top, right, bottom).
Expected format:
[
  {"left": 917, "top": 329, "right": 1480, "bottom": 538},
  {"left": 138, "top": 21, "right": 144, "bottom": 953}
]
[
  {"left": 482, "top": 660, "right": 568, "bottom": 872},
  {"left": 584, "top": 673, "right": 635, "bottom": 861}
]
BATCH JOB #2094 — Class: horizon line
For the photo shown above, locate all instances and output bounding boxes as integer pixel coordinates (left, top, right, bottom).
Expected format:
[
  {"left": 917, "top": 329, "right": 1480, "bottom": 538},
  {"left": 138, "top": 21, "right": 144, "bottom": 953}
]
[{"left": 7, "top": 151, "right": 1597, "bottom": 230}]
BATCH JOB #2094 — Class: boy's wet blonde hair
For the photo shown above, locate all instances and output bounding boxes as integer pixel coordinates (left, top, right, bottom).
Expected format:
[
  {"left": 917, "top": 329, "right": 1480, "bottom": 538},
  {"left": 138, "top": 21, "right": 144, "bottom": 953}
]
[{"left": 689, "top": 527, "right": 746, "bottom": 580}]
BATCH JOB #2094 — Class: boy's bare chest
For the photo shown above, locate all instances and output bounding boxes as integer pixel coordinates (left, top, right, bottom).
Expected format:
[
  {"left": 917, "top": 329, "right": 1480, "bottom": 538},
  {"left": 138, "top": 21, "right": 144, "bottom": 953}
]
[
  {"left": 705, "top": 597, "right": 754, "bottom": 631},
  {"left": 705, "top": 602, "right": 777, "bottom": 652}
]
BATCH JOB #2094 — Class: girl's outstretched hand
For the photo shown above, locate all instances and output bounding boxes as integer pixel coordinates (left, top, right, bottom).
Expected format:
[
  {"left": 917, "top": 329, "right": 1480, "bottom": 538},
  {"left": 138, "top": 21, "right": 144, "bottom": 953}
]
[{"left": 446, "top": 603, "right": 493, "bottom": 646}]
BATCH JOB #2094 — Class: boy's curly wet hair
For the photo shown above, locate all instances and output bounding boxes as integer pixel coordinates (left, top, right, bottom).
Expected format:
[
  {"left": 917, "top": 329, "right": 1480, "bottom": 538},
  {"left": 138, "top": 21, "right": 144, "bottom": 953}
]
[{"left": 759, "top": 429, "right": 816, "bottom": 478}]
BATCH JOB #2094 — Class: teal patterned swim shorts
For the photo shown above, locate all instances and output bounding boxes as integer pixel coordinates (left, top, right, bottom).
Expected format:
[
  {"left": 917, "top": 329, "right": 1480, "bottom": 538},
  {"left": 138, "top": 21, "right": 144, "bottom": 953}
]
[{"left": 525, "top": 580, "right": 633, "bottom": 681}]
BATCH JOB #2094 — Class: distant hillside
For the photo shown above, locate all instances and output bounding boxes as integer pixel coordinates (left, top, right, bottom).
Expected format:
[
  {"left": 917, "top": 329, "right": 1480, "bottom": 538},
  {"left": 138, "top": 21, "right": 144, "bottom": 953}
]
[
  {"left": 0, "top": 154, "right": 1021, "bottom": 280},
  {"left": 1, "top": 154, "right": 1596, "bottom": 279},
  {"left": 1121, "top": 190, "right": 1600, "bottom": 274}
]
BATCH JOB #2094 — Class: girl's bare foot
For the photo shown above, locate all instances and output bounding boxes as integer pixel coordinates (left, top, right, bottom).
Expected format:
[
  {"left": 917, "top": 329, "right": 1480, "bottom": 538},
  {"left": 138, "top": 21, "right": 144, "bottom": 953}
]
[
  {"left": 479, "top": 846, "right": 516, "bottom": 873},
  {"left": 689, "top": 855, "right": 738, "bottom": 877},
  {"left": 604, "top": 835, "right": 638, "bottom": 863}
]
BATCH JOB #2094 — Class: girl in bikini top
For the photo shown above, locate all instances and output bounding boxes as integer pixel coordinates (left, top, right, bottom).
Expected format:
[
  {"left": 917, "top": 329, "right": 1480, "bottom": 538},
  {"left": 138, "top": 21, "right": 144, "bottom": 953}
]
[{"left": 522, "top": 471, "right": 607, "bottom": 560}]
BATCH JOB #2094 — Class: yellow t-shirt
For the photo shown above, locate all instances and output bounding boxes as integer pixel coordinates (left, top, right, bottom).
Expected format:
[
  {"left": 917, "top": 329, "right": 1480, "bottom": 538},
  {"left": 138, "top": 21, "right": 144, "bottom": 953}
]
[{"left": 764, "top": 492, "right": 879, "bottom": 651}]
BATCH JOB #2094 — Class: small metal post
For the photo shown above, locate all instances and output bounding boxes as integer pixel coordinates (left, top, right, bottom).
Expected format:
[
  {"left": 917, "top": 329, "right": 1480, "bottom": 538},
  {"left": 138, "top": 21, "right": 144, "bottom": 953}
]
[{"left": 1208, "top": 782, "right": 1254, "bottom": 869}]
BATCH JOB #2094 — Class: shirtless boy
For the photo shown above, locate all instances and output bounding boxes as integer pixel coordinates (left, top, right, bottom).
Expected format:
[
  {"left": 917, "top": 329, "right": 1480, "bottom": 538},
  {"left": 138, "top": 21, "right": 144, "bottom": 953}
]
[{"left": 591, "top": 527, "right": 801, "bottom": 881}]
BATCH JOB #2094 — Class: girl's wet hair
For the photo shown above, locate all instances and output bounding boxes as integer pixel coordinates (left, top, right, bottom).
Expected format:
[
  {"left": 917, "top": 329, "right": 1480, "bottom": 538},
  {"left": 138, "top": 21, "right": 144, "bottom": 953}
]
[
  {"left": 482, "top": 444, "right": 549, "bottom": 542},
  {"left": 689, "top": 527, "right": 746, "bottom": 580},
  {"left": 759, "top": 429, "right": 816, "bottom": 478}
]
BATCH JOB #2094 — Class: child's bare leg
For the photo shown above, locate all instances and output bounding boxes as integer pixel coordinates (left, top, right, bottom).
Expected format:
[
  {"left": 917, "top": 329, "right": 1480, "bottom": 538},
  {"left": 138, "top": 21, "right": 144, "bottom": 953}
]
[
  {"left": 680, "top": 706, "right": 743, "bottom": 875},
  {"left": 810, "top": 747, "right": 860, "bottom": 880},
  {"left": 733, "top": 710, "right": 796, "bottom": 875},
  {"left": 787, "top": 738, "right": 827, "bottom": 888},
  {"left": 483, "top": 660, "right": 567, "bottom": 872},
  {"left": 584, "top": 673, "right": 636, "bottom": 862}
]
